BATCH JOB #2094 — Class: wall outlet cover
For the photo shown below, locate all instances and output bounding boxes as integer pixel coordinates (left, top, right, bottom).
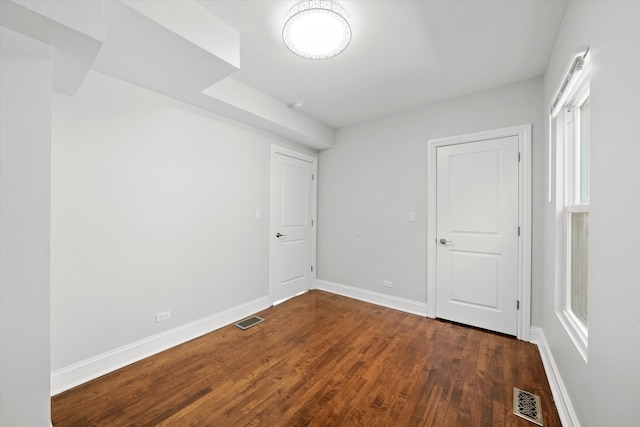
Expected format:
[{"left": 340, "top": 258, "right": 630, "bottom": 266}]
[{"left": 156, "top": 311, "right": 171, "bottom": 322}]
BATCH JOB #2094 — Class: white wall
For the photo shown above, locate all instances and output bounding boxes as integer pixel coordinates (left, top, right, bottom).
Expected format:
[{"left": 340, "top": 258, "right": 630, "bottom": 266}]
[
  {"left": 541, "top": 1, "right": 640, "bottom": 426},
  {"left": 0, "top": 27, "right": 52, "bottom": 426},
  {"left": 317, "top": 78, "right": 544, "bottom": 322},
  {"left": 51, "top": 70, "right": 316, "bottom": 371}
]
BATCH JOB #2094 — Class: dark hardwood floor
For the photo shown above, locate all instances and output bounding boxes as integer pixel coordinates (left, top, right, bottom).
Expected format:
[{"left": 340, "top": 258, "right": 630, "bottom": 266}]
[{"left": 52, "top": 290, "right": 561, "bottom": 426}]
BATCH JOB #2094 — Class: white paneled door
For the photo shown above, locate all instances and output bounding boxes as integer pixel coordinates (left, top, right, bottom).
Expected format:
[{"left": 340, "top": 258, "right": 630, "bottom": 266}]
[
  {"left": 271, "top": 150, "right": 315, "bottom": 304},
  {"left": 436, "top": 136, "right": 519, "bottom": 335}
]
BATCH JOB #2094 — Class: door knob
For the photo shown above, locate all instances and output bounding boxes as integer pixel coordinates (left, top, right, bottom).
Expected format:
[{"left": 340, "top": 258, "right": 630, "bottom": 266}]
[
  {"left": 276, "top": 233, "right": 286, "bottom": 238},
  {"left": 439, "top": 238, "right": 453, "bottom": 245}
]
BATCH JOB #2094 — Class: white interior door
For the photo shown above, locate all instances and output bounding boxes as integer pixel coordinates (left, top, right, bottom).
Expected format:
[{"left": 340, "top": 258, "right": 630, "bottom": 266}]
[
  {"left": 271, "top": 150, "right": 315, "bottom": 304},
  {"left": 436, "top": 136, "right": 519, "bottom": 335}
]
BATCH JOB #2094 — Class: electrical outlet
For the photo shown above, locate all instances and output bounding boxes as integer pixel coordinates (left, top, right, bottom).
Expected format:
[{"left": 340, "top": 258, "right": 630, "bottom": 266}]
[
  {"left": 409, "top": 211, "right": 417, "bottom": 222},
  {"left": 383, "top": 280, "right": 392, "bottom": 288},
  {"left": 156, "top": 311, "right": 171, "bottom": 322}
]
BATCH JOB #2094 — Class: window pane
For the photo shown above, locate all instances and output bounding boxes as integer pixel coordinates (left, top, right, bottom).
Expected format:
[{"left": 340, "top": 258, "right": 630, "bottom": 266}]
[
  {"left": 579, "top": 97, "right": 590, "bottom": 204},
  {"left": 571, "top": 211, "right": 589, "bottom": 325}
]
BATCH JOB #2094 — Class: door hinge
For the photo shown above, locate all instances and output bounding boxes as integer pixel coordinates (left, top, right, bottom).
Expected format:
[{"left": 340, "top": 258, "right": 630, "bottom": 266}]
[
  {"left": 312, "top": 219, "right": 314, "bottom": 226},
  {"left": 518, "top": 152, "right": 521, "bottom": 162},
  {"left": 310, "top": 265, "right": 314, "bottom": 273},
  {"left": 517, "top": 300, "right": 520, "bottom": 310},
  {"left": 312, "top": 174, "right": 315, "bottom": 180},
  {"left": 518, "top": 226, "right": 521, "bottom": 236}
]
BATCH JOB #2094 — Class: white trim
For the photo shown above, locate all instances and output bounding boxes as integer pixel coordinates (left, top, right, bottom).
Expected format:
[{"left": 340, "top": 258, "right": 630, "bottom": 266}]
[
  {"left": 556, "top": 309, "right": 588, "bottom": 362},
  {"left": 427, "top": 124, "right": 532, "bottom": 340},
  {"left": 269, "top": 145, "right": 318, "bottom": 305},
  {"left": 314, "top": 279, "right": 428, "bottom": 317},
  {"left": 51, "top": 295, "right": 271, "bottom": 396},
  {"left": 530, "top": 327, "right": 582, "bottom": 427}
]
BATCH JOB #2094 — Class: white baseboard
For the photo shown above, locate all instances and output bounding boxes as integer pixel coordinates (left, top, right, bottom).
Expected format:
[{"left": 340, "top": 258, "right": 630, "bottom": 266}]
[
  {"left": 314, "top": 279, "right": 428, "bottom": 317},
  {"left": 530, "top": 326, "right": 581, "bottom": 427},
  {"left": 51, "top": 295, "right": 271, "bottom": 396}
]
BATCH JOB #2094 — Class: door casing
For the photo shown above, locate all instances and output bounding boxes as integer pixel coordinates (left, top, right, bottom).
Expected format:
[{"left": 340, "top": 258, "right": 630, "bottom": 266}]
[
  {"left": 427, "top": 124, "right": 532, "bottom": 341},
  {"left": 269, "top": 145, "right": 318, "bottom": 305}
]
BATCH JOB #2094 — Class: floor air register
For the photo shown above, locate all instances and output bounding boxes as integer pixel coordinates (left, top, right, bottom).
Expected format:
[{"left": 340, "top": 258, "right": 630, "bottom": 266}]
[
  {"left": 234, "top": 316, "right": 265, "bottom": 330},
  {"left": 513, "top": 387, "right": 544, "bottom": 425}
]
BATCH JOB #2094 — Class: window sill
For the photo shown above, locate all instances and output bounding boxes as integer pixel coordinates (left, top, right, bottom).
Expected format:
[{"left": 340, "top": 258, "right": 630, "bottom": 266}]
[{"left": 556, "top": 309, "right": 588, "bottom": 362}]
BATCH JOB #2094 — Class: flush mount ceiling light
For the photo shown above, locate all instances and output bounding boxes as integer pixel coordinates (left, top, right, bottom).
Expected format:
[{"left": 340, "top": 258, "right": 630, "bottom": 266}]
[{"left": 282, "top": 0, "right": 351, "bottom": 60}]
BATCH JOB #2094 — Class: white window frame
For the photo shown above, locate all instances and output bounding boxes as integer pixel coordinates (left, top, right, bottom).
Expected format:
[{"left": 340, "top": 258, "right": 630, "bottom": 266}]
[{"left": 550, "top": 47, "right": 590, "bottom": 362}]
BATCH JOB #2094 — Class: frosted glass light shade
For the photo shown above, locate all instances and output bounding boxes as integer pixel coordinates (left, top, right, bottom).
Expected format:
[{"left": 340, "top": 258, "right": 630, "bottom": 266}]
[{"left": 283, "top": 1, "right": 351, "bottom": 60}]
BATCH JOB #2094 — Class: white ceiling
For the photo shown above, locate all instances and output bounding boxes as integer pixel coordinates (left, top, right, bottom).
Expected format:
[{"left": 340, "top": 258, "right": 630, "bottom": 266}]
[
  {"left": 198, "top": 0, "right": 568, "bottom": 128},
  {"left": 3, "top": 0, "right": 569, "bottom": 147}
]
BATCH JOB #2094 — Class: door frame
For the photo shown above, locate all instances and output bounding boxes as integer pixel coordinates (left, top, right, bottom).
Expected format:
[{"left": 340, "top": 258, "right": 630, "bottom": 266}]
[
  {"left": 426, "top": 124, "right": 532, "bottom": 341},
  {"left": 269, "top": 145, "right": 318, "bottom": 305}
]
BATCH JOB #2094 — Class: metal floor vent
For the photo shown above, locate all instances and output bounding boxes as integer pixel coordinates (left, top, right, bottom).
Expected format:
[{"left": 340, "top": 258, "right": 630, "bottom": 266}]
[
  {"left": 234, "top": 316, "right": 264, "bottom": 330},
  {"left": 513, "top": 387, "right": 543, "bottom": 426}
]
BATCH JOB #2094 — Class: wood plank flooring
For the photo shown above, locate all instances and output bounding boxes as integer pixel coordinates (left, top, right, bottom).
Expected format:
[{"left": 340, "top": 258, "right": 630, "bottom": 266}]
[{"left": 52, "top": 290, "right": 561, "bottom": 426}]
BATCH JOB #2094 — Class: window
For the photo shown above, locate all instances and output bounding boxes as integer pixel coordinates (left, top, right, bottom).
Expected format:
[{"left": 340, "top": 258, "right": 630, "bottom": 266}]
[
  {"left": 565, "top": 93, "right": 589, "bottom": 327},
  {"left": 550, "top": 48, "right": 590, "bottom": 360}
]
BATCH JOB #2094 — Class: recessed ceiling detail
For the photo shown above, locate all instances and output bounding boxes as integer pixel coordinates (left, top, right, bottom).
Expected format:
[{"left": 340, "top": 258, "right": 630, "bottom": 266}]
[{"left": 282, "top": 0, "right": 351, "bottom": 60}]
